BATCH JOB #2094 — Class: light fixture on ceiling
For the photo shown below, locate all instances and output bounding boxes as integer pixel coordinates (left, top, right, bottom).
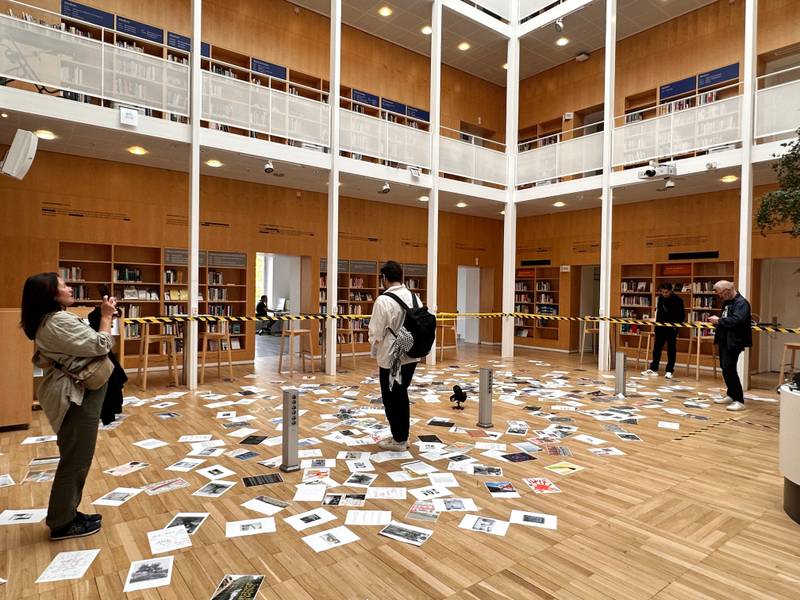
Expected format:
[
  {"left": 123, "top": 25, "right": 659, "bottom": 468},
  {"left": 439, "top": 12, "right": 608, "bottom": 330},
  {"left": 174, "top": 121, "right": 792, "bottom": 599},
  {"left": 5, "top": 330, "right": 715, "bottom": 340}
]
[
  {"left": 378, "top": 6, "right": 392, "bottom": 17},
  {"left": 421, "top": 25, "right": 432, "bottom": 35},
  {"left": 458, "top": 41, "right": 471, "bottom": 51},
  {"left": 553, "top": 201, "right": 566, "bottom": 207},
  {"left": 205, "top": 159, "right": 223, "bottom": 168},
  {"left": 556, "top": 37, "right": 569, "bottom": 47},
  {"left": 0, "top": 113, "right": 8, "bottom": 118},
  {"left": 34, "top": 129, "right": 56, "bottom": 140},
  {"left": 575, "top": 52, "right": 590, "bottom": 62},
  {"left": 127, "top": 145, "right": 148, "bottom": 156},
  {"left": 502, "top": 63, "right": 508, "bottom": 70},
  {"left": 456, "top": 201, "right": 468, "bottom": 208},
  {"left": 555, "top": 18, "right": 564, "bottom": 33},
  {"left": 720, "top": 174, "right": 739, "bottom": 183},
  {"left": 418, "top": 195, "right": 429, "bottom": 202},
  {"left": 500, "top": 210, "right": 505, "bottom": 215}
]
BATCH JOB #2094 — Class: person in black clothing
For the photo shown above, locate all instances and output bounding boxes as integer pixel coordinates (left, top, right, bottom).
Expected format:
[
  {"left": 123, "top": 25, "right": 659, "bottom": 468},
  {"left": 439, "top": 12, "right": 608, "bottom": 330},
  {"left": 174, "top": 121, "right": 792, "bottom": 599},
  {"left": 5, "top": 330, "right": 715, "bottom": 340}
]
[
  {"left": 643, "top": 283, "right": 685, "bottom": 379},
  {"left": 256, "top": 295, "right": 272, "bottom": 335},
  {"left": 708, "top": 280, "right": 752, "bottom": 412},
  {"left": 88, "top": 285, "right": 126, "bottom": 425}
]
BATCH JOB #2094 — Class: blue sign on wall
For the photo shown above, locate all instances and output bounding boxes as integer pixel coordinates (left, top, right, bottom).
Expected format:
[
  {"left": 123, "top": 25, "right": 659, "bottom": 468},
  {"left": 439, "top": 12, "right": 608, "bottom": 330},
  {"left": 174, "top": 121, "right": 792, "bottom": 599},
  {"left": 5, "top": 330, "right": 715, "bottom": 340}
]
[
  {"left": 167, "top": 32, "right": 191, "bottom": 52},
  {"left": 698, "top": 63, "right": 739, "bottom": 89},
  {"left": 201, "top": 42, "right": 210, "bottom": 58},
  {"left": 381, "top": 98, "right": 407, "bottom": 116},
  {"left": 352, "top": 89, "right": 379, "bottom": 108},
  {"left": 659, "top": 76, "right": 696, "bottom": 100},
  {"left": 61, "top": 0, "right": 114, "bottom": 29},
  {"left": 116, "top": 16, "right": 164, "bottom": 44},
  {"left": 406, "top": 106, "right": 430, "bottom": 122},
  {"left": 251, "top": 58, "right": 287, "bottom": 80}
]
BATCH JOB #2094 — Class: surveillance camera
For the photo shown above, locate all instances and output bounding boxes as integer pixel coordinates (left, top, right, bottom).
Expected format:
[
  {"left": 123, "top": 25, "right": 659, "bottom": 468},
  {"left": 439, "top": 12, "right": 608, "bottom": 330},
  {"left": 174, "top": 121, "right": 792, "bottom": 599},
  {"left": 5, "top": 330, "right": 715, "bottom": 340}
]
[
  {"left": 555, "top": 18, "right": 564, "bottom": 33},
  {"left": 705, "top": 161, "right": 718, "bottom": 170},
  {"left": 380, "top": 182, "right": 391, "bottom": 194},
  {"left": 264, "top": 160, "right": 274, "bottom": 174},
  {"left": 643, "top": 167, "right": 656, "bottom": 178}
]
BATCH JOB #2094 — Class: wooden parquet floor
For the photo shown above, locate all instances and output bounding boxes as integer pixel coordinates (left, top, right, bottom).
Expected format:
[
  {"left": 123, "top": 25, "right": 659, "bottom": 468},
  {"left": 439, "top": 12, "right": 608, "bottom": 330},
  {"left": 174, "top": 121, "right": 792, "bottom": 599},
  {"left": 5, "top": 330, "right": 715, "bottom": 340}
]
[{"left": 1, "top": 344, "right": 798, "bottom": 600}]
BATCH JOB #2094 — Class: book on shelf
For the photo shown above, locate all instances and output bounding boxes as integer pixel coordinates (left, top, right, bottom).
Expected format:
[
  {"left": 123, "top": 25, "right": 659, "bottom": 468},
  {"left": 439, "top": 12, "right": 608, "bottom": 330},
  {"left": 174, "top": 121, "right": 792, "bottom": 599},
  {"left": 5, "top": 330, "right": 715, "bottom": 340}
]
[
  {"left": 209, "top": 271, "right": 224, "bottom": 285},
  {"left": 208, "top": 287, "right": 229, "bottom": 301},
  {"left": 122, "top": 287, "right": 159, "bottom": 301},
  {"left": 164, "top": 269, "right": 184, "bottom": 284},
  {"left": 114, "top": 266, "right": 143, "bottom": 282},
  {"left": 515, "top": 328, "right": 529, "bottom": 338},
  {"left": 621, "top": 295, "right": 651, "bottom": 307},
  {"left": 59, "top": 266, "right": 84, "bottom": 281}
]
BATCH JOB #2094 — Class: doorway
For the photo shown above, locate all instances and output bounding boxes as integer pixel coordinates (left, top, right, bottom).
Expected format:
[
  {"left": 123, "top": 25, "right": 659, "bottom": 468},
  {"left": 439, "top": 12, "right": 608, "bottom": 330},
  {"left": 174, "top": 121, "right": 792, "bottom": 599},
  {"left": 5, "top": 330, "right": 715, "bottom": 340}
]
[
  {"left": 758, "top": 258, "right": 800, "bottom": 374},
  {"left": 579, "top": 265, "right": 601, "bottom": 353},
  {"left": 457, "top": 266, "right": 481, "bottom": 344},
  {"left": 255, "top": 253, "right": 302, "bottom": 358}
]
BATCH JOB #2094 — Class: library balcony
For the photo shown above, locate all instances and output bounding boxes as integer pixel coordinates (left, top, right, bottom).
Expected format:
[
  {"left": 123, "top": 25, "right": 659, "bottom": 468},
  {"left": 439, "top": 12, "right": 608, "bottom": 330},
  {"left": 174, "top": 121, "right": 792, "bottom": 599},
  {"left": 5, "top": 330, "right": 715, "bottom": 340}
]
[
  {"left": 440, "top": 127, "right": 507, "bottom": 188},
  {"left": 755, "top": 65, "right": 800, "bottom": 145},
  {"left": 516, "top": 123, "right": 603, "bottom": 188},
  {"left": 459, "top": 0, "right": 512, "bottom": 24}
]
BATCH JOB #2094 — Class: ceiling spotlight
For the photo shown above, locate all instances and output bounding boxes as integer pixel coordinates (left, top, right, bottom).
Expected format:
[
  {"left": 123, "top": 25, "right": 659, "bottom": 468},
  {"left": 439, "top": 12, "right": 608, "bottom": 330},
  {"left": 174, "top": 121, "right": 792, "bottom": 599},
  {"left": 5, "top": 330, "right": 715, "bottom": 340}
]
[
  {"left": 555, "top": 18, "right": 564, "bottom": 32},
  {"left": 418, "top": 195, "right": 429, "bottom": 202},
  {"left": 500, "top": 210, "right": 505, "bottom": 215},
  {"left": 264, "top": 160, "right": 274, "bottom": 174},
  {"left": 456, "top": 201, "right": 468, "bottom": 208},
  {"left": 127, "top": 145, "right": 148, "bottom": 156},
  {"left": 502, "top": 63, "right": 508, "bottom": 70},
  {"left": 380, "top": 181, "right": 391, "bottom": 194},
  {"left": 205, "top": 159, "right": 223, "bottom": 168},
  {"left": 720, "top": 174, "right": 739, "bottom": 183},
  {"left": 378, "top": 6, "right": 392, "bottom": 17},
  {"left": 458, "top": 42, "right": 471, "bottom": 51},
  {"left": 0, "top": 113, "right": 8, "bottom": 118},
  {"left": 421, "top": 25, "right": 432, "bottom": 35},
  {"left": 556, "top": 37, "right": 569, "bottom": 47},
  {"left": 34, "top": 129, "right": 56, "bottom": 140},
  {"left": 575, "top": 52, "right": 590, "bottom": 62},
  {"left": 553, "top": 201, "right": 566, "bottom": 207}
]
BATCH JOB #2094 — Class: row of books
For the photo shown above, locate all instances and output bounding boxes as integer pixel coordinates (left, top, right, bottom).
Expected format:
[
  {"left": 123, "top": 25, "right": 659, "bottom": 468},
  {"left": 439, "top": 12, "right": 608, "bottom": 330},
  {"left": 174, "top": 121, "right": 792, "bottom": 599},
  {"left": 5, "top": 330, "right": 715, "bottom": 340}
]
[
  {"left": 114, "top": 266, "right": 144, "bottom": 283},
  {"left": 535, "top": 282, "right": 553, "bottom": 292},
  {"left": 164, "top": 269, "right": 184, "bottom": 284},
  {"left": 209, "top": 271, "right": 225, "bottom": 284},
  {"left": 621, "top": 280, "right": 650, "bottom": 292},
  {"left": 59, "top": 266, "right": 84, "bottom": 281},
  {"left": 208, "top": 288, "right": 230, "bottom": 301},
  {"left": 514, "top": 282, "right": 530, "bottom": 292},
  {"left": 621, "top": 295, "right": 651, "bottom": 307},
  {"left": 122, "top": 287, "right": 159, "bottom": 300},
  {"left": 537, "top": 294, "right": 556, "bottom": 304}
]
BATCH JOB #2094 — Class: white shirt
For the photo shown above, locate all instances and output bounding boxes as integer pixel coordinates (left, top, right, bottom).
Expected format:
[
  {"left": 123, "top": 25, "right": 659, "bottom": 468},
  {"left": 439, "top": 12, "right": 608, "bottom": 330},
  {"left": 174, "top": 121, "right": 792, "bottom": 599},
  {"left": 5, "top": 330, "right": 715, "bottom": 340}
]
[{"left": 368, "top": 284, "right": 420, "bottom": 369}]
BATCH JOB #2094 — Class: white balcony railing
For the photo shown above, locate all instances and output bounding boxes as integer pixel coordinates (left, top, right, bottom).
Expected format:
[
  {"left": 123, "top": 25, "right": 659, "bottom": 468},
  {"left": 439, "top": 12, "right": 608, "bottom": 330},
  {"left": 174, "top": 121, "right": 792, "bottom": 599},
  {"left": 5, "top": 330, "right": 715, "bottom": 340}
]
[
  {"left": 613, "top": 85, "right": 742, "bottom": 167},
  {"left": 516, "top": 125, "right": 602, "bottom": 186},
  {"left": 519, "top": 0, "right": 558, "bottom": 22},
  {"left": 756, "top": 65, "right": 800, "bottom": 142},
  {"left": 202, "top": 72, "right": 330, "bottom": 148},
  {"left": 461, "top": 0, "right": 512, "bottom": 21},
  {"left": 0, "top": 12, "right": 189, "bottom": 117},
  {"left": 440, "top": 127, "right": 506, "bottom": 186},
  {"left": 339, "top": 108, "right": 431, "bottom": 169}
]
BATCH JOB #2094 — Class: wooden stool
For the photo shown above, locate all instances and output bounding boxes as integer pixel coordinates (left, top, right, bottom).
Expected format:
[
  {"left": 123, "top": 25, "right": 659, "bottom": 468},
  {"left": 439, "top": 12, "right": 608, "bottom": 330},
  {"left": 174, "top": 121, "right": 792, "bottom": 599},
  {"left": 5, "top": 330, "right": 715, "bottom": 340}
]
[
  {"left": 278, "top": 328, "right": 315, "bottom": 375},
  {"left": 779, "top": 342, "right": 800, "bottom": 386},
  {"left": 437, "top": 320, "right": 457, "bottom": 361},
  {"left": 200, "top": 321, "right": 234, "bottom": 384},
  {"left": 337, "top": 329, "right": 357, "bottom": 370},
  {"left": 138, "top": 322, "right": 179, "bottom": 391},
  {"left": 635, "top": 329, "right": 654, "bottom": 370},
  {"left": 579, "top": 320, "right": 599, "bottom": 363},
  {"left": 687, "top": 330, "right": 717, "bottom": 381}
]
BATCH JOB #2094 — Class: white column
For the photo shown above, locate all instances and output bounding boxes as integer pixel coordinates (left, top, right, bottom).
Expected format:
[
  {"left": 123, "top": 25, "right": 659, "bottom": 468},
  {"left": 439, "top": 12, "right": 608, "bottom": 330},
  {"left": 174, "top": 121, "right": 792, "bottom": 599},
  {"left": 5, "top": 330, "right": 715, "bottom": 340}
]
[
  {"left": 426, "top": 0, "right": 442, "bottom": 367},
  {"left": 738, "top": 0, "right": 757, "bottom": 389},
  {"left": 598, "top": 0, "right": 617, "bottom": 373},
  {"left": 500, "top": 1, "right": 519, "bottom": 358},
  {"left": 186, "top": 0, "right": 202, "bottom": 389},
  {"left": 325, "top": 0, "right": 342, "bottom": 375}
]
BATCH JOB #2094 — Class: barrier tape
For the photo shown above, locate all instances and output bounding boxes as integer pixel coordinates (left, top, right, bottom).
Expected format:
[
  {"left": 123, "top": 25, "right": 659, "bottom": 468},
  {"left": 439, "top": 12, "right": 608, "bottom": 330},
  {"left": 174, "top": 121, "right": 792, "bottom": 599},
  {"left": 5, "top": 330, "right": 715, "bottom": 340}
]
[{"left": 121, "top": 312, "right": 800, "bottom": 334}]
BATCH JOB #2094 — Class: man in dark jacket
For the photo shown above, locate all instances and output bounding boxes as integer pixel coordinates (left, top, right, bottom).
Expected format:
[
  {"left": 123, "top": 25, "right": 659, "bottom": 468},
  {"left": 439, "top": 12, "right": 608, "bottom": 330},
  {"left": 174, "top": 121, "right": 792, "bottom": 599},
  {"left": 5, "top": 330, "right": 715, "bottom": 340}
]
[
  {"left": 256, "top": 295, "right": 272, "bottom": 335},
  {"left": 708, "top": 280, "right": 752, "bottom": 411},
  {"left": 643, "top": 283, "right": 685, "bottom": 379}
]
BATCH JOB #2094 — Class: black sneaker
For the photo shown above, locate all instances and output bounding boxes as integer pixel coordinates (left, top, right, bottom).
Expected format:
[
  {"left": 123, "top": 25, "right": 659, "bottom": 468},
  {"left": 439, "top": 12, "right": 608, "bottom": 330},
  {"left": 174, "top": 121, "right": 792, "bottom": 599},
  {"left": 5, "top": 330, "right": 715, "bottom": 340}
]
[
  {"left": 77, "top": 511, "right": 102, "bottom": 523},
  {"left": 49, "top": 517, "right": 101, "bottom": 541}
]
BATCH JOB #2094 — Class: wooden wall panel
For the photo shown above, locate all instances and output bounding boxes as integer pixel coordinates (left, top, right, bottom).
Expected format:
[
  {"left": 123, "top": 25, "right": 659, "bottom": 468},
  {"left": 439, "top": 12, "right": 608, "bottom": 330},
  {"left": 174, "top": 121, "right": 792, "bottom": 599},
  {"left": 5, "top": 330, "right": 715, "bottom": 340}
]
[{"left": 519, "top": 0, "right": 800, "bottom": 129}]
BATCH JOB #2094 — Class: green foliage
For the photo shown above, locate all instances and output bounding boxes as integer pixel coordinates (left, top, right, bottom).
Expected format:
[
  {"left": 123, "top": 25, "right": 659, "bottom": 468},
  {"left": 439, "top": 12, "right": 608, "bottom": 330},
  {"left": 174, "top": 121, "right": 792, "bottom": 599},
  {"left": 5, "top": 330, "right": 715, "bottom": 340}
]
[{"left": 757, "top": 129, "right": 800, "bottom": 237}]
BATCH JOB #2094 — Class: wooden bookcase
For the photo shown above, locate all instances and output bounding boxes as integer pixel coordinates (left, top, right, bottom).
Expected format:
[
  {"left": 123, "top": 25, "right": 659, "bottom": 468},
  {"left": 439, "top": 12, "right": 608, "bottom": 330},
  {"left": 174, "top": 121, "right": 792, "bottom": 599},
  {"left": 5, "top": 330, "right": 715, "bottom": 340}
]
[
  {"left": 616, "top": 260, "right": 735, "bottom": 365},
  {"left": 514, "top": 266, "right": 562, "bottom": 348},
  {"left": 58, "top": 242, "right": 249, "bottom": 370}
]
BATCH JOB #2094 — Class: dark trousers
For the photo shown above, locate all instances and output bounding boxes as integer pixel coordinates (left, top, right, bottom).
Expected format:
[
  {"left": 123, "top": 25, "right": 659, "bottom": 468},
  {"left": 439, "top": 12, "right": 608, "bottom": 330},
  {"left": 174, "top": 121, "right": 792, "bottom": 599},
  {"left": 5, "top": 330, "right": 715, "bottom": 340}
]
[
  {"left": 719, "top": 345, "right": 744, "bottom": 403},
  {"left": 650, "top": 328, "right": 678, "bottom": 373},
  {"left": 379, "top": 362, "right": 417, "bottom": 443},
  {"left": 46, "top": 384, "right": 106, "bottom": 530}
]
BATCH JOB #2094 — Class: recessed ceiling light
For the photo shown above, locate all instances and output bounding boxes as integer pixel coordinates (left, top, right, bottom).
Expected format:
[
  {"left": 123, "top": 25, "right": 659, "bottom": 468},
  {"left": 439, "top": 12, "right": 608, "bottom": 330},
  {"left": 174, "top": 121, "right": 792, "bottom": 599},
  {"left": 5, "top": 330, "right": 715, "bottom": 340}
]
[
  {"left": 127, "top": 145, "right": 148, "bottom": 156},
  {"left": 553, "top": 201, "right": 566, "bottom": 207},
  {"left": 456, "top": 201, "right": 468, "bottom": 208},
  {"left": 421, "top": 25, "right": 432, "bottom": 35},
  {"left": 720, "top": 174, "right": 738, "bottom": 183},
  {"left": 0, "top": 113, "right": 8, "bottom": 118},
  {"left": 205, "top": 159, "right": 223, "bottom": 168},
  {"left": 458, "top": 42, "right": 471, "bottom": 51},
  {"left": 378, "top": 6, "right": 392, "bottom": 17},
  {"left": 34, "top": 129, "right": 56, "bottom": 140},
  {"left": 502, "top": 63, "right": 508, "bottom": 70},
  {"left": 418, "top": 195, "right": 429, "bottom": 202},
  {"left": 556, "top": 37, "right": 570, "bottom": 46},
  {"left": 500, "top": 210, "right": 505, "bottom": 215}
]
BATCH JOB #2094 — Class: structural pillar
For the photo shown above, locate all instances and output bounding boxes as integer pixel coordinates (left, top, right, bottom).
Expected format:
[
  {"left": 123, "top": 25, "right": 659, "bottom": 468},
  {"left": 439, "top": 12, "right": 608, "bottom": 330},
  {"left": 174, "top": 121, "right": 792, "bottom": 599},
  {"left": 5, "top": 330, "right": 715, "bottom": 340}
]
[{"left": 426, "top": 0, "right": 442, "bottom": 367}]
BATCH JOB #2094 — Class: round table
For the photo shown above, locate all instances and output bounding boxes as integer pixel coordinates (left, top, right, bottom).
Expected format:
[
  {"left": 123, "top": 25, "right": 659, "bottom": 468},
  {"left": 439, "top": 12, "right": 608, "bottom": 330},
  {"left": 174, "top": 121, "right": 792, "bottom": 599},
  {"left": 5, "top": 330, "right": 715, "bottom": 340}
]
[{"left": 779, "top": 385, "right": 800, "bottom": 525}]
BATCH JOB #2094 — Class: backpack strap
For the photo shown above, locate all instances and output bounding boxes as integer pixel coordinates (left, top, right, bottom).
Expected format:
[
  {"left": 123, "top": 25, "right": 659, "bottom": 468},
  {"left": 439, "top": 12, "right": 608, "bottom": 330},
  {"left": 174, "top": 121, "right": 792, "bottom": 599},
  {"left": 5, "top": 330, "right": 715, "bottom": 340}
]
[{"left": 383, "top": 292, "right": 409, "bottom": 312}]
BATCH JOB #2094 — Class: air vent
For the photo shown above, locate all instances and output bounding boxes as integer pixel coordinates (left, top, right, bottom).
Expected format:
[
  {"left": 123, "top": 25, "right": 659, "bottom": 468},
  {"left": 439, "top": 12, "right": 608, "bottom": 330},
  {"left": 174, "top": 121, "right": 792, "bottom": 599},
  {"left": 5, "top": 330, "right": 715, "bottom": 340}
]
[
  {"left": 668, "top": 251, "right": 719, "bottom": 260},
  {"left": 520, "top": 259, "right": 551, "bottom": 266}
]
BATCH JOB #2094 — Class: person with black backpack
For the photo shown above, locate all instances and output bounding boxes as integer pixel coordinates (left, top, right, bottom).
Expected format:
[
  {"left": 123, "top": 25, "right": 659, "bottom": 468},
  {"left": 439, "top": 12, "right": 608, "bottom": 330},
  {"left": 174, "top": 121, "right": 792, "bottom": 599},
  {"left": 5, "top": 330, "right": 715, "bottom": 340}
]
[{"left": 368, "top": 261, "right": 436, "bottom": 451}]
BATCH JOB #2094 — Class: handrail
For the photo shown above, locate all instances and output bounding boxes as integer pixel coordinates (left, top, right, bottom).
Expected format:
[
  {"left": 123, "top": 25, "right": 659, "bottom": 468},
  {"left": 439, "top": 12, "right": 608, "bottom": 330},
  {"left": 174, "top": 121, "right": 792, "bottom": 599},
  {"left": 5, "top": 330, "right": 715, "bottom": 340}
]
[
  {"left": 205, "top": 57, "right": 328, "bottom": 100},
  {"left": 615, "top": 81, "right": 742, "bottom": 126},
  {"left": 440, "top": 125, "right": 505, "bottom": 151},
  {"left": 340, "top": 96, "right": 429, "bottom": 126},
  {"left": 518, "top": 120, "right": 601, "bottom": 151},
  {"left": 756, "top": 64, "right": 800, "bottom": 87}
]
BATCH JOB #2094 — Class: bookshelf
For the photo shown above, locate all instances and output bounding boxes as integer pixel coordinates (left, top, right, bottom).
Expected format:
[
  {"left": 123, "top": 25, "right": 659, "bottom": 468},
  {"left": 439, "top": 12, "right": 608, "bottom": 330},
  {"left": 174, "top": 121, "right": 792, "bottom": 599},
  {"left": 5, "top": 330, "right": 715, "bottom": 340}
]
[
  {"left": 514, "top": 267, "right": 561, "bottom": 348},
  {"left": 616, "top": 260, "right": 735, "bottom": 365},
  {"left": 57, "top": 242, "right": 249, "bottom": 370}
]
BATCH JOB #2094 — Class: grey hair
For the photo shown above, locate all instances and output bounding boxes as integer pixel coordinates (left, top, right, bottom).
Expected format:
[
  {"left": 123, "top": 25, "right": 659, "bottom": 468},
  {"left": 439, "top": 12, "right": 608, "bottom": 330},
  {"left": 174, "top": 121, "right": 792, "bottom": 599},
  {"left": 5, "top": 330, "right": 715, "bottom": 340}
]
[{"left": 713, "top": 280, "right": 735, "bottom": 292}]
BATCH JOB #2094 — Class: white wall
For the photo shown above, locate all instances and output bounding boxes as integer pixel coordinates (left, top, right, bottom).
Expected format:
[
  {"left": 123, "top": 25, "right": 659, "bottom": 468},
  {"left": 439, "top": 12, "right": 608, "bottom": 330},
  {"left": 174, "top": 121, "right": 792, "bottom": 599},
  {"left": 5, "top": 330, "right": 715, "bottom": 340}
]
[
  {"left": 457, "top": 266, "right": 481, "bottom": 344},
  {"left": 759, "top": 259, "right": 800, "bottom": 373},
  {"left": 579, "top": 265, "right": 601, "bottom": 352},
  {"left": 271, "top": 255, "right": 300, "bottom": 312}
]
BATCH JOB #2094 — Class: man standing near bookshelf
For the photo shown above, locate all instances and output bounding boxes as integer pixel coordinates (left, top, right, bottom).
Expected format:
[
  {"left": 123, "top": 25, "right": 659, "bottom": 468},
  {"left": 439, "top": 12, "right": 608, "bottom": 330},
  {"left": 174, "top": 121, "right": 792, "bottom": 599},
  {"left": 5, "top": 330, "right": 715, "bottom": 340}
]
[
  {"left": 708, "top": 280, "right": 751, "bottom": 412},
  {"left": 642, "top": 283, "right": 685, "bottom": 379}
]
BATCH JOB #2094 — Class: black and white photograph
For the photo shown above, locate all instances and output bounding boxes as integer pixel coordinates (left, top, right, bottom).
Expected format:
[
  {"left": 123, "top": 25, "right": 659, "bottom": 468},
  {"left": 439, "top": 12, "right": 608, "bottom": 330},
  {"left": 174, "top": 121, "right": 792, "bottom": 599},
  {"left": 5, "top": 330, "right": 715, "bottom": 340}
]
[
  {"left": 322, "top": 493, "right": 366, "bottom": 507},
  {"left": 225, "top": 517, "right": 276, "bottom": 538},
  {"left": 196, "top": 464, "right": 237, "bottom": 480},
  {"left": 378, "top": 521, "right": 433, "bottom": 546},
  {"left": 343, "top": 472, "right": 377, "bottom": 488},
  {"left": 469, "top": 464, "right": 503, "bottom": 476},
  {"left": 459, "top": 514, "right": 510, "bottom": 537},
  {"left": 0, "top": 509, "right": 47, "bottom": 526},
  {"left": 193, "top": 480, "right": 236, "bottom": 498},
  {"left": 164, "top": 512, "right": 210, "bottom": 536},
  {"left": 93, "top": 487, "right": 142, "bottom": 507},
  {"left": 302, "top": 526, "right": 359, "bottom": 553},
  {"left": 210, "top": 574, "right": 265, "bottom": 600},
  {"left": 510, "top": 510, "right": 558, "bottom": 530},
  {"left": 123, "top": 556, "right": 174, "bottom": 593},
  {"left": 284, "top": 508, "right": 337, "bottom": 531}
]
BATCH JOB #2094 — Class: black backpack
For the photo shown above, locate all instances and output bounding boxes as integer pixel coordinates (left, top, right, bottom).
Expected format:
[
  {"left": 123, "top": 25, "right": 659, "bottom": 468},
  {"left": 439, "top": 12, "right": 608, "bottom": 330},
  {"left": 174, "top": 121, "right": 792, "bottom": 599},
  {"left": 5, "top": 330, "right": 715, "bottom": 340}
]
[{"left": 384, "top": 291, "right": 437, "bottom": 359}]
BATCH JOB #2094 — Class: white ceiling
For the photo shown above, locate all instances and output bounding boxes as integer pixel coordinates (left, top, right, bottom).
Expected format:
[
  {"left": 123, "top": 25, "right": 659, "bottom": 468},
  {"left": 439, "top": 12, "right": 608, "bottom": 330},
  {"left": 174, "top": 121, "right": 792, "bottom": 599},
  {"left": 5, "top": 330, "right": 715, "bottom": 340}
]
[
  {"left": 0, "top": 111, "right": 505, "bottom": 219},
  {"left": 288, "top": 0, "right": 720, "bottom": 85}
]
